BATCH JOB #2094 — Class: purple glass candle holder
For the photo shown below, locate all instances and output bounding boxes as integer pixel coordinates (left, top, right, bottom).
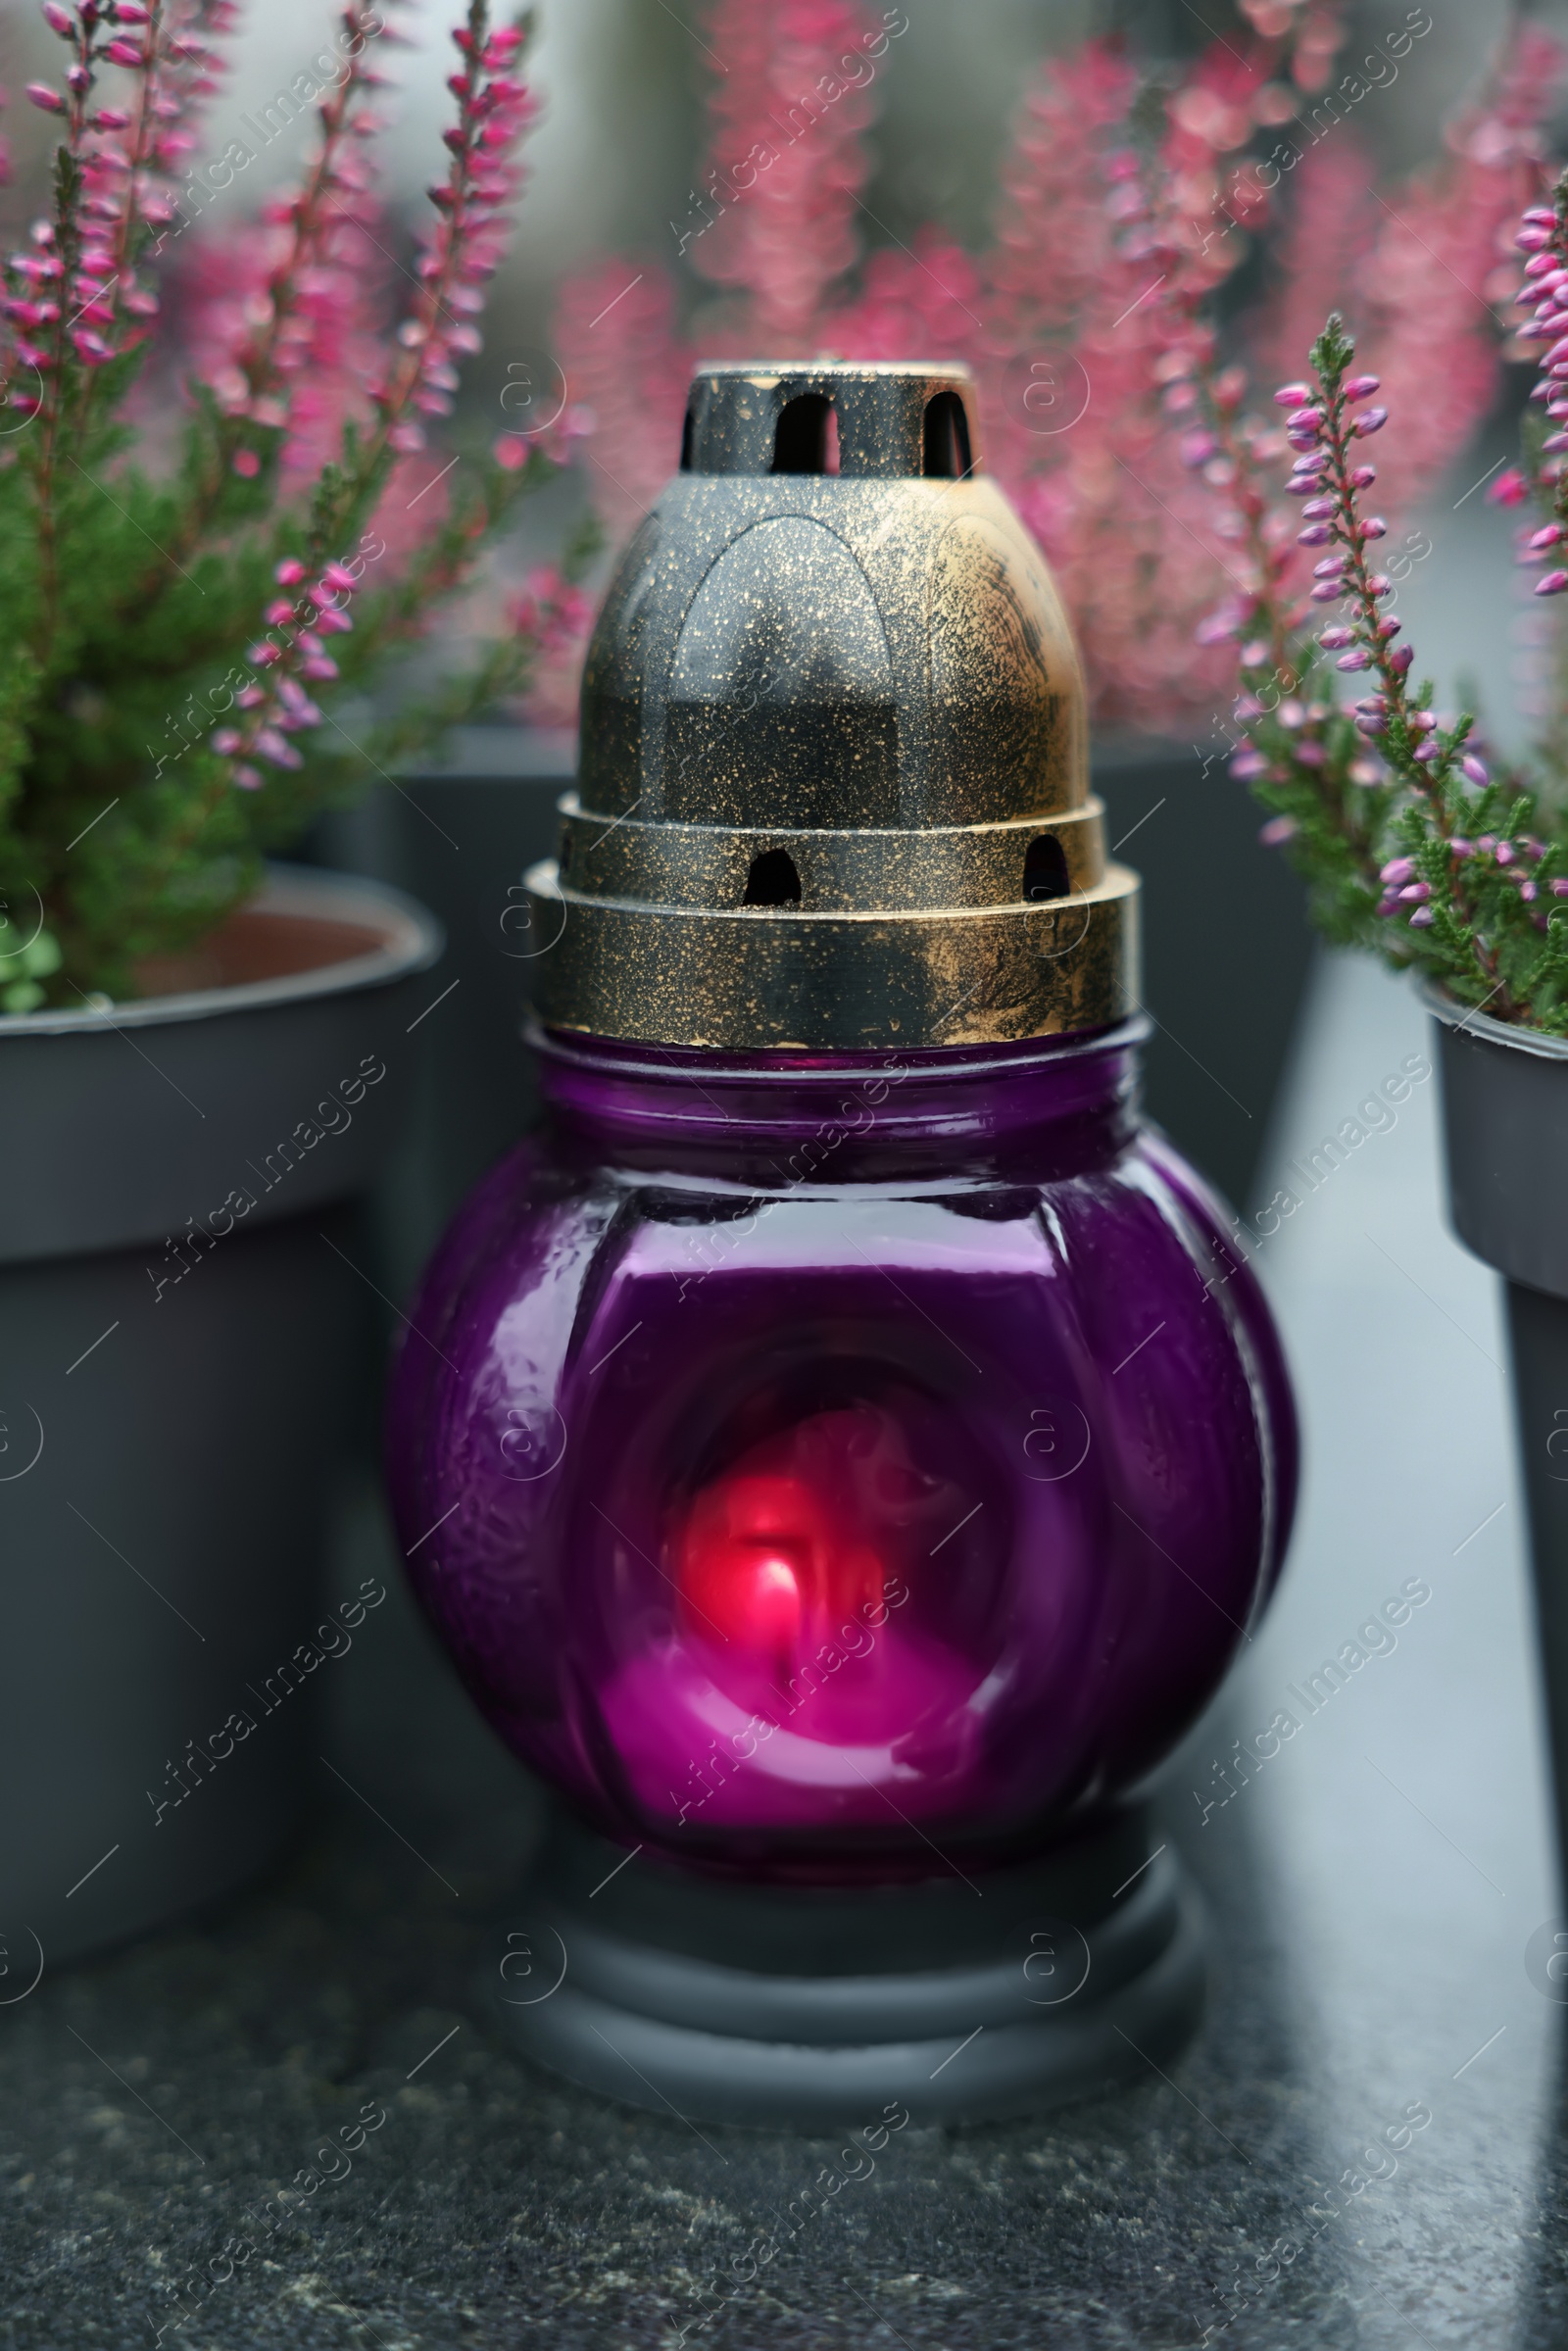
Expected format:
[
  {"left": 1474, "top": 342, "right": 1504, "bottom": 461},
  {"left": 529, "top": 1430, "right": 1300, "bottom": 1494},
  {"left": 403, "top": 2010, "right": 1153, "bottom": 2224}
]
[
  {"left": 384, "top": 363, "right": 1298, "bottom": 2125},
  {"left": 386, "top": 1023, "right": 1295, "bottom": 2122},
  {"left": 389, "top": 1024, "right": 1293, "bottom": 1864}
]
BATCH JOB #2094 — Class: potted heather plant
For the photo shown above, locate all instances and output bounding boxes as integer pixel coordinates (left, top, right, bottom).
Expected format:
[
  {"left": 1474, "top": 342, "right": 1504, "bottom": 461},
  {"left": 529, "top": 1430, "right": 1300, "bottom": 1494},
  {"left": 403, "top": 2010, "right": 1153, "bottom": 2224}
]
[
  {"left": 1171, "top": 208, "right": 1568, "bottom": 1883},
  {"left": 0, "top": 0, "right": 582, "bottom": 1962}
]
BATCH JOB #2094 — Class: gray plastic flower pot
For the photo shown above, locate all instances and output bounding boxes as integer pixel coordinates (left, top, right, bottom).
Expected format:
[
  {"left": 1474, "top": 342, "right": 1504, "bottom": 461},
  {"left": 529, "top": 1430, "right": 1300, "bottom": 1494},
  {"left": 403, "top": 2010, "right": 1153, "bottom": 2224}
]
[
  {"left": 0, "top": 866, "right": 440, "bottom": 1969},
  {"left": 1429, "top": 983, "right": 1568, "bottom": 1893}
]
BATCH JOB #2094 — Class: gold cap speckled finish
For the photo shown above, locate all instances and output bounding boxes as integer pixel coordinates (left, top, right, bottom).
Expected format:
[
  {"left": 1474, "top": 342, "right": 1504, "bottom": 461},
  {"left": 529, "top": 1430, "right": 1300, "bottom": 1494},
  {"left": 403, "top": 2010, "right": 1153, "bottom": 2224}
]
[{"left": 525, "top": 361, "right": 1138, "bottom": 1051}]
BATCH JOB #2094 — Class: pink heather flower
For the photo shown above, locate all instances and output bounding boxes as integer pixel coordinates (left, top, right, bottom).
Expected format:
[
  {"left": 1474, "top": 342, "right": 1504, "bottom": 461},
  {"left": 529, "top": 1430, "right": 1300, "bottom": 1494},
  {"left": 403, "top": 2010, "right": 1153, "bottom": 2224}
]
[
  {"left": 1461, "top": 754, "right": 1491, "bottom": 786},
  {"left": 1537, "top": 569, "right": 1568, "bottom": 594},
  {"left": 1230, "top": 748, "right": 1268, "bottom": 780},
  {"left": 24, "top": 84, "right": 65, "bottom": 115},
  {"left": 210, "top": 727, "right": 242, "bottom": 755},
  {"left": 1352, "top": 408, "right": 1388, "bottom": 435},
  {"left": 1318, "top": 625, "right": 1355, "bottom": 648},
  {"left": 690, "top": 0, "right": 880, "bottom": 350},
  {"left": 1408, "top": 906, "right": 1436, "bottom": 927},
  {"left": 254, "top": 727, "right": 302, "bottom": 768},
  {"left": 274, "top": 559, "right": 307, "bottom": 586},
  {"left": 1381, "top": 857, "right": 1416, "bottom": 885},
  {"left": 1274, "top": 382, "right": 1312, "bottom": 406},
  {"left": 1259, "top": 814, "right": 1298, "bottom": 846},
  {"left": 1337, "top": 648, "right": 1372, "bottom": 670},
  {"left": 1342, "top": 373, "right": 1381, "bottom": 401}
]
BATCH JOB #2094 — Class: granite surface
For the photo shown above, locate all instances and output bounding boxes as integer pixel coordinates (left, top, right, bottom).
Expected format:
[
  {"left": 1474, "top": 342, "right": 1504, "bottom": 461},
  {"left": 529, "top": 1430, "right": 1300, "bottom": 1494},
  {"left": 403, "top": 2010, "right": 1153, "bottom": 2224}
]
[{"left": 3, "top": 953, "right": 1563, "bottom": 2350}]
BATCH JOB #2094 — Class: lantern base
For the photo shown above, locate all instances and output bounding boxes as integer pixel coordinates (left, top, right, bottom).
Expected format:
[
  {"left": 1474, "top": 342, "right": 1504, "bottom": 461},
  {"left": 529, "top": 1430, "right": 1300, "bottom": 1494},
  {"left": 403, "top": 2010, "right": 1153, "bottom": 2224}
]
[{"left": 481, "top": 1806, "right": 1204, "bottom": 2129}]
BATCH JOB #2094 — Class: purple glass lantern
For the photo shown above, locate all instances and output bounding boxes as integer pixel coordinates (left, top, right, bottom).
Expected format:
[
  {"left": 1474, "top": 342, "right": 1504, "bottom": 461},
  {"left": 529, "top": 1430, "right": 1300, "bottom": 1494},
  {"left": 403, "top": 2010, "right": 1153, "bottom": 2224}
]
[{"left": 386, "top": 364, "right": 1296, "bottom": 2126}]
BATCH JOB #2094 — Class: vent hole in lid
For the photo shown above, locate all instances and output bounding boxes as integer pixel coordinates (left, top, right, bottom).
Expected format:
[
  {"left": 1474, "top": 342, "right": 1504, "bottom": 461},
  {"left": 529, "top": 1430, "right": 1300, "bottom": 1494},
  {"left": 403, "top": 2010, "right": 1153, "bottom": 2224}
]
[
  {"left": 558, "top": 829, "right": 572, "bottom": 873},
  {"left": 922, "top": 389, "right": 972, "bottom": 479},
  {"left": 743, "top": 849, "right": 803, "bottom": 906},
  {"left": 1023, "top": 833, "right": 1070, "bottom": 902},
  {"left": 772, "top": 394, "right": 836, "bottom": 475},
  {"left": 679, "top": 404, "right": 695, "bottom": 471}
]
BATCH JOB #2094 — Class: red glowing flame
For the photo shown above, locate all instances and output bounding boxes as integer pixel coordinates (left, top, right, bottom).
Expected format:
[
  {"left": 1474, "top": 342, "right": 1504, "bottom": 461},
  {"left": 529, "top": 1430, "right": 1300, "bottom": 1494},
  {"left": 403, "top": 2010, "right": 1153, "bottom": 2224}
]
[
  {"left": 670, "top": 1405, "right": 958, "bottom": 1662},
  {"left": 676, "top": 1468, "right": 886, "bottom": 1655}
]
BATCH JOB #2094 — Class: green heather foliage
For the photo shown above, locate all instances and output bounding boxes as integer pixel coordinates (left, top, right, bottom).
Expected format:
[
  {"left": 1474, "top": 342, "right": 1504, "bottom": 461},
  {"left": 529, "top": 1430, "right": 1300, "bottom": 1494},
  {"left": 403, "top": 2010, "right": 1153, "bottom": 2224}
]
[
  {"left": 1193, "top": 282, "right": 1568, "bottom": 1034},
  {"left": 0, "top": 0, "right": 584, "bottom": 1011}
]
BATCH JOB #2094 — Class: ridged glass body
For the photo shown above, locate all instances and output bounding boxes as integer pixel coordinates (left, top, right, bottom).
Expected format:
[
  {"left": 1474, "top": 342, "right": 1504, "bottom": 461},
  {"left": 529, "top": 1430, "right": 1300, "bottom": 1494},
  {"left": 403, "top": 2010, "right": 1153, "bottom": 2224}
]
[{"left": 385, "top": 1021, "right": 1296, "bottom": 1885}]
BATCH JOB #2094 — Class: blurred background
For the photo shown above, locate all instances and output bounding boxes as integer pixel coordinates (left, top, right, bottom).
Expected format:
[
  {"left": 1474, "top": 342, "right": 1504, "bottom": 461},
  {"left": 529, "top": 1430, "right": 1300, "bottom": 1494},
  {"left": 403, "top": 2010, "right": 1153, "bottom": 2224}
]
[{"left": 0, "top": 0, "right": 1556, "bottom": 1247}]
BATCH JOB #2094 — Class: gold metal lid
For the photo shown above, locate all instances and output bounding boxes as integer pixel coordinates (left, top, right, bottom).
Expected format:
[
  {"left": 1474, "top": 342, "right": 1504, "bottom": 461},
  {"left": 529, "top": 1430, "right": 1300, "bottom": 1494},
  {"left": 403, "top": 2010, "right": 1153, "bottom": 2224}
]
[{"left": 525, "top": 361, "right": 1138, "bottom": 1051}]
